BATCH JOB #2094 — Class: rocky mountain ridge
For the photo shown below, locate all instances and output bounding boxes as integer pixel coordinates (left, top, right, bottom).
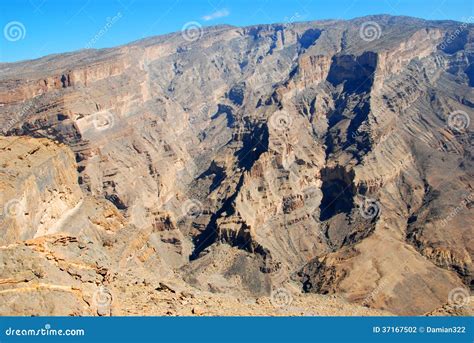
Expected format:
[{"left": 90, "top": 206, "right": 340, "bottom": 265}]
[{"left": 0, "top": 15, "right": 473, "bottom": 315}]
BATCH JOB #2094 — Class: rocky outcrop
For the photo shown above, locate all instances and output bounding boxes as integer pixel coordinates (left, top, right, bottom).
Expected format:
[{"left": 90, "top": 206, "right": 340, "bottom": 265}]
[{"left": 0, "top": 137, "right": 83, "bottom": 244}]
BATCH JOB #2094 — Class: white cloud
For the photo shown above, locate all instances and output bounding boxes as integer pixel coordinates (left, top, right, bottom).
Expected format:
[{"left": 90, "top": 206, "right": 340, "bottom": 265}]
[{"left": 202, "top": 8, "right": 230, "bottom": 21}]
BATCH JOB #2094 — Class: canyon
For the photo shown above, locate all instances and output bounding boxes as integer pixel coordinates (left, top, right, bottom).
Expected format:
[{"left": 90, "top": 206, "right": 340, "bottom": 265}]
[{"left": 0, "top": 15, "right": 473, "bottom": 316}]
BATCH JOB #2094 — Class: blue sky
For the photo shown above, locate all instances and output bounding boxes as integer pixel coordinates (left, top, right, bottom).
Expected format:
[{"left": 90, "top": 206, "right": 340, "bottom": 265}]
[{"left": 1, "top": 0, "right": 473, "bottom": 62}]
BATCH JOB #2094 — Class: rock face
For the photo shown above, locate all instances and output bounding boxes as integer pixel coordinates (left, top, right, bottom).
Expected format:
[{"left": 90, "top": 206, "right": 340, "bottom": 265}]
[
  {"left": 0, "top": 137, "right": 82, "bottom": 243},
  {"left": 0, "top": 15, "right": 473, "bottom": 316}
]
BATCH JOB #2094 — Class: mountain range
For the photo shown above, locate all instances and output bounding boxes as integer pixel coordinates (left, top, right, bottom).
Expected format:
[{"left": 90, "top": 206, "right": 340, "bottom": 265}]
[{"left": 0, "top": 15, "right": 472, "bottom": 316}]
